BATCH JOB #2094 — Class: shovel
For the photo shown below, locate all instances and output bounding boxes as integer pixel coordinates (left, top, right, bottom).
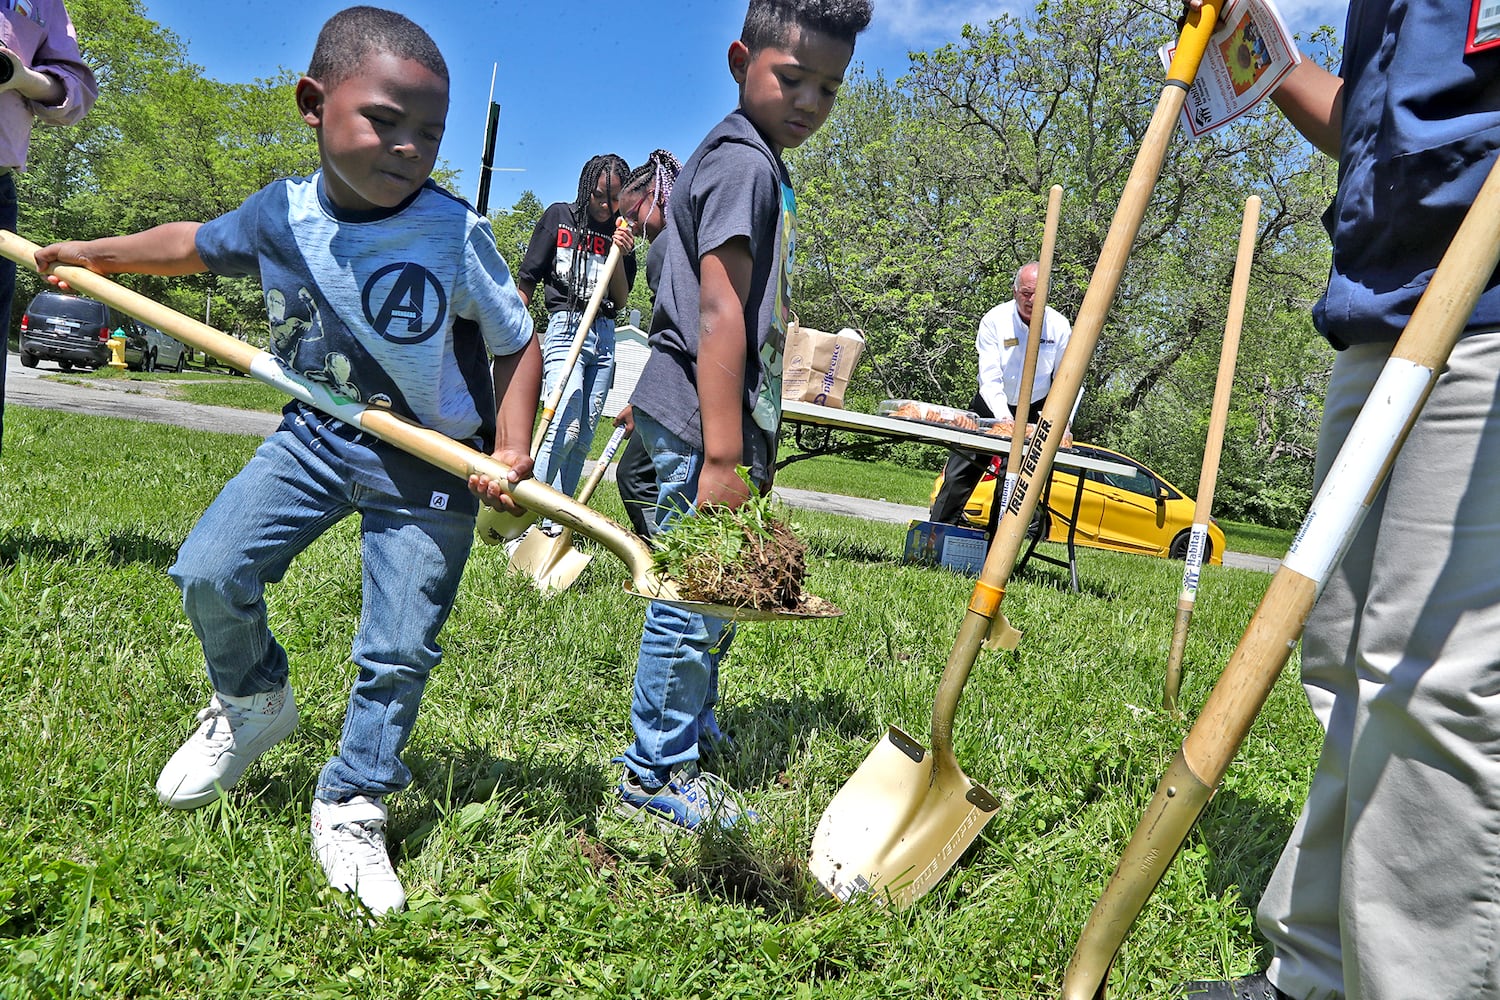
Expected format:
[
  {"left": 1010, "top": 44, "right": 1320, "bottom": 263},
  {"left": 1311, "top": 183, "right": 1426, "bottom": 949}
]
[
  {"left": 1162, "top": 195, "right": 1258, "bottom": 714},
  {"left": 808, "top": 4, "right": 1223, "bottom": 909},
  {"left": 1060, "top": 152, "right": 1500, "bottom": 1000},
  {"left": 0, "top": 230, "right": 673, "bottom": 604},
  {"left": 479, "top": 220, "right": 628, "bottom": 544},
  {"left": 508, "top": 423, "right": 627, "bottom": 592},
  {"left": 995, "top": 184, "right": 1063, "bottom": 523}
]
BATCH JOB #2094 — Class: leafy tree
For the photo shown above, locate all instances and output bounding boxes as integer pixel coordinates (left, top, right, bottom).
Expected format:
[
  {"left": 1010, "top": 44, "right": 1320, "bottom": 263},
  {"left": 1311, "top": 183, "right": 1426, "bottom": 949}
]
[{"left": 788, "top": 0, "right": 1339, "bottom": 525}]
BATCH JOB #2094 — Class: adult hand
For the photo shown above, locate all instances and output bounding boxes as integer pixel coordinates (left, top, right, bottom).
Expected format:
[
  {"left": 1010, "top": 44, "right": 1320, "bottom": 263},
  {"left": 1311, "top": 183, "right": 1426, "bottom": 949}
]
[
  {"left": 0, "top": 46, "right": 62, "bottom": 103},
  {"left": 613, "top": 405, "right": 636, "bottom": 433}
]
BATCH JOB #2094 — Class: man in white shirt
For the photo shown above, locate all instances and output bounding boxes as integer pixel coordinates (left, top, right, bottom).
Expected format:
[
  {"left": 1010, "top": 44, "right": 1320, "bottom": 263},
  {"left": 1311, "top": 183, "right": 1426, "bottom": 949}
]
[{"left": 929, "top": 261, "right": 1081, "bottom": 527}]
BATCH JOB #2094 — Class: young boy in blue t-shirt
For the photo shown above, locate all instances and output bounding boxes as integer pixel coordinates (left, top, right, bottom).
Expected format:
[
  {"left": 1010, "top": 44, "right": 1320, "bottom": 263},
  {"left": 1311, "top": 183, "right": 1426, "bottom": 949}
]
[
  {"left": 36, "top": 6, "right": 540, "bottom": 915},
  {"left": 606, "top": 0, "right": 872, "bottom": 832}
]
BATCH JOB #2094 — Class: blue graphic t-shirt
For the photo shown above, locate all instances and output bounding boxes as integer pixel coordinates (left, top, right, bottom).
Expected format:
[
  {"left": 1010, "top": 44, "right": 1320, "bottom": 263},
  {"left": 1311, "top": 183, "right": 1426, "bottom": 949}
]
[{"left": 196, "top": 174, "right": 533, "bottom": 443}]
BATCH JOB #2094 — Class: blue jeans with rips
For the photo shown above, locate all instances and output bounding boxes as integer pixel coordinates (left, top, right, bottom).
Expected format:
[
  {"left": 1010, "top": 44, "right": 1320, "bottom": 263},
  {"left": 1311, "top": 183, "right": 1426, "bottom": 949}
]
[
  {"left": 169, "top": 422, "right": 473, "bottom": 803},
  {"left": 533, "top": 310, "right": 616, "bottom": 507},
  {"left": 616, "top": 410, "right": 731, "bottom": 788}
]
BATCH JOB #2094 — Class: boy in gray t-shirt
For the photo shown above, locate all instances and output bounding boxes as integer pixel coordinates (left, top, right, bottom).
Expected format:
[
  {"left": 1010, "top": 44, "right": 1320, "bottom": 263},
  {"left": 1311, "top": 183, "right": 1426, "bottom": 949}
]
[{"left": 614, "top": 0, "right": 872, "bottom": 832}]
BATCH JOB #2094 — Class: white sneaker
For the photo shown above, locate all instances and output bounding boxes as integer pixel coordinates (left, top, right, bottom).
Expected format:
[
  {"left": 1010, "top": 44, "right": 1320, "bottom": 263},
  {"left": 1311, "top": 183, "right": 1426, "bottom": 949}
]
[
  {"left": 311, "top": 796, "right": 406, "bottom": 915},
  {"left": 155, "top": 683, "right": 298, "bottom": 809}
]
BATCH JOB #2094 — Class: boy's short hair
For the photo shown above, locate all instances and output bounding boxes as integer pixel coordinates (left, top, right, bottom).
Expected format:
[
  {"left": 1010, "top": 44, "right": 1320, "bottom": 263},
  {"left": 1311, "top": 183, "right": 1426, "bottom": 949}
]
[
  {"left": 740, "top": 0, "right": 873, "bottom": 54},
  {"left": 307, "top": 6, "right": 448, "bottom": 90}
]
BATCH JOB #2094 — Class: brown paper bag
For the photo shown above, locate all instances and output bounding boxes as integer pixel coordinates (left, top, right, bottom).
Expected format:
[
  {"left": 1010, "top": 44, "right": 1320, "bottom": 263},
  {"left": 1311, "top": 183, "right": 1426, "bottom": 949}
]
[{"left": 781, "top": 320, "right": 865, "bottom": 408}]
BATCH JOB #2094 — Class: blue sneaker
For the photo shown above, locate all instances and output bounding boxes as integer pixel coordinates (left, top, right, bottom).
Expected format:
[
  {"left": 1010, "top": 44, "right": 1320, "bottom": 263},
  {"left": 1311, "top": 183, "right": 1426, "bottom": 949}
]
[{"left": 615, "top": 767, "right": 760, "bottom": 832}]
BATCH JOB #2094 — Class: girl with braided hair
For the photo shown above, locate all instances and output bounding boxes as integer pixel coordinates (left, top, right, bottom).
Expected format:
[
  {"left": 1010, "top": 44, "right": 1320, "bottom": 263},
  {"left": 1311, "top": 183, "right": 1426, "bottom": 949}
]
[
  {"left": 610, "top": 149, "right": 683, "bottom": 538},
  {"left": 617, "top": 148, "right": 682, "bottom": 243},
  {"left": 516, "top": 154, "right": 637, "bottom": 529}
]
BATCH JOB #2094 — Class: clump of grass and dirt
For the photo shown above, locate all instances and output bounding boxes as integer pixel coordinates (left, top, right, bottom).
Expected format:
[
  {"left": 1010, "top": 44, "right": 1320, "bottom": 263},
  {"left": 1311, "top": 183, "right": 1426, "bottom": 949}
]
[{"left": 649, "top": 474, "right": 827, "bottom": 612}]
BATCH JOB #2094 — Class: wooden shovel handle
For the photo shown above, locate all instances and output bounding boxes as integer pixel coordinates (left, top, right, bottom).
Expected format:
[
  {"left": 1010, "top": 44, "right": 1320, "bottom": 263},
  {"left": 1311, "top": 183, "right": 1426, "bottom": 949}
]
[
  {"left": 1064, "top": 147, "right": 1500, "bottom": 1000},
  {"left": 1164, "top": 195, "right": 1260, "bottom": 710},
  {"left": 531, "top": 219, "right": 629, "bottom": 455},
  {"left": 0, "top": 229, "right": 672, "bottom": 598},
  {"left": 574, "top": 423, "right": 628, "bottom": 506},
  {"left": 930, "top": 2, "right": 1224, "bottom": 769},
  {"left": 1001, "top": 184, "right": 1064, "bottom": 494}
]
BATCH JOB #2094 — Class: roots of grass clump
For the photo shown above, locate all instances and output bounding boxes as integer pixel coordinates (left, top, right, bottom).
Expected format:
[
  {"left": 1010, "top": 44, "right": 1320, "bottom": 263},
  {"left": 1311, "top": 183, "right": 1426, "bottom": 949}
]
[{"left": 674, "top": 517, "right": 806, "bottom": 609}]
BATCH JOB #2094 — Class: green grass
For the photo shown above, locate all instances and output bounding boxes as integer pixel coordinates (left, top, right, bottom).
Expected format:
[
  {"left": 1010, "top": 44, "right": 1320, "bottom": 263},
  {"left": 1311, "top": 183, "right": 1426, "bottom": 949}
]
[
  {"left": 172, "top": 376, "right": 288, "bottom": 412},
  {"left": 0, "top": 406, "right": 1316, "bottom": 999},
  {"left": 1218, "top": 520, "right": 1294, "bottom": 559},
  {"left": 44, "top": 367, "right": 290, "bottom": 413},
  {"left": 773, "top": 452, "right": 938, "bottom": 507}
]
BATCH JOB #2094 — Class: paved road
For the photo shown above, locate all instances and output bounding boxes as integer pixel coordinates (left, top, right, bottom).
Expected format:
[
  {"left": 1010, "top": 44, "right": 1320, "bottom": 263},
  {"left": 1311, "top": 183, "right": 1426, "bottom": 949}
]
[{"left": 4, "top": 349, "right": 1280, "bottom": 573}]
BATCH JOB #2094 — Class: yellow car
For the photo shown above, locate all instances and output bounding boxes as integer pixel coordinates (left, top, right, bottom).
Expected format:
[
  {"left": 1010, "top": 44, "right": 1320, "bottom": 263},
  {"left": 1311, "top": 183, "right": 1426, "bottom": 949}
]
[{"left": 931, "top": 442, "right": 1227, "bottom": 565}]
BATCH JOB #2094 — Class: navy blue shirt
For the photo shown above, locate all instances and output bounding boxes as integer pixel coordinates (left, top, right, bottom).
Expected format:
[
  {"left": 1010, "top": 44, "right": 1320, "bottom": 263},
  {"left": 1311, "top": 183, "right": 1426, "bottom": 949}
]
[{"left": 1317, "top": 0, "right": 1500, "bottom": 346}]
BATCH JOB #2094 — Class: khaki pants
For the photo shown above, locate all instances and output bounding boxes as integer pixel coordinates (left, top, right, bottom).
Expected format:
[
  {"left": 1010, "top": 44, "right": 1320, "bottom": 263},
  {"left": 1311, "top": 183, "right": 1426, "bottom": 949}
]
[{"left": 1259, "top": 332, "right": 1500, "bottom": 1000}]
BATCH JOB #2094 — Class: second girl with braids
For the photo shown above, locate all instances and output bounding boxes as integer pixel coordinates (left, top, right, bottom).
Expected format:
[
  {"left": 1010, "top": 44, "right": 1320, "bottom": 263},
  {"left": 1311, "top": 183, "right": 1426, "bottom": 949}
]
[{"left": 515, "top": 154, "right": 638, "bottom": 532}]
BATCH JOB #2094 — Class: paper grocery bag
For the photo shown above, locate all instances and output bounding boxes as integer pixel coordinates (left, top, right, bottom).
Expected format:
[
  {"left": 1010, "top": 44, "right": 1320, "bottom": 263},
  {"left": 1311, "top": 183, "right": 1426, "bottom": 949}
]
[{"left": 781, "top": 321, "right": 865, "bottom": 408}]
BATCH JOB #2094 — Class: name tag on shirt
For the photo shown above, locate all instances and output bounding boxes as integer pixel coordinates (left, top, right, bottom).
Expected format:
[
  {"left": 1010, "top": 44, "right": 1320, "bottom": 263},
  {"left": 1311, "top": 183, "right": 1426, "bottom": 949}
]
[
  {"left": 4, "top": 0, "right": 43, "bottom": 25},
  {"left": 1470, "top": 0, "right": 1500, "bottom": 53},
  {"left": 1004, "top": 337, "right": 1019, "bottom": 348}
]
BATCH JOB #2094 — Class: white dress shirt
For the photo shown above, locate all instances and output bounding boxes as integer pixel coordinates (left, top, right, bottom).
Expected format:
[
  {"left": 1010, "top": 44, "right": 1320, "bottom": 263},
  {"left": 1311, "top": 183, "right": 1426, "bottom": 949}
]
[{"left": 975, "top": 299, "right": 1080, "bottom": 424}]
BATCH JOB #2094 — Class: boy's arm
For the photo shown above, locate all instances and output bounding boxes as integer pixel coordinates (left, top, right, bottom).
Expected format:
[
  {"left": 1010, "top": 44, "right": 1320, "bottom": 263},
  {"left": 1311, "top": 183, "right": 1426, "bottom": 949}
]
[
  {"left": 697, "top": 237, "right": 755, "bottom": 510},
  {"left": 35, "top": 223, "right": 208, "bottom": 283},
  {"left": 1271, "top": 58, "right": 1344, "bottom": 159},
  {"left": 470, "top": 332, "right": 543, "bottom": 514}
]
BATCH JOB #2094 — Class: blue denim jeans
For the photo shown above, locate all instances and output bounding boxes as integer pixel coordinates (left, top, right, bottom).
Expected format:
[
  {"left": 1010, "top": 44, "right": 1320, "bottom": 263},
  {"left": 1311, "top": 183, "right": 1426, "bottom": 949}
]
[
  {"left": 169, "top": 423, "right": 473, "bottom": 802},
  {"left": 534, "top": 310, "right": 616, "bottom": 508},
  {"left": 617, "top": 410, "right": 731, "bottom": 787}
]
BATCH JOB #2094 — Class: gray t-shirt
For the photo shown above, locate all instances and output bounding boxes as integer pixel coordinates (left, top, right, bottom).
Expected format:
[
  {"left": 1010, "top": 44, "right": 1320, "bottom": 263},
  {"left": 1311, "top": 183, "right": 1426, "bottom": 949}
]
[{"left": 630, "top": 110, "right": 795, "bottom": 486}]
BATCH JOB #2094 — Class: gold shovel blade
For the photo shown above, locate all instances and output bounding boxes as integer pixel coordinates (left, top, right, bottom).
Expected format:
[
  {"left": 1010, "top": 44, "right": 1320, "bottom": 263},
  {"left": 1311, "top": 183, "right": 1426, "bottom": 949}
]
[
  {"left": 477, "top": 504, "right": 538, "bottom": 545},
  {"left": 508, "top": 526, "right": 593, "bottom": 593},
  {"left": 809, "top": 725, "right": 1002, "bottom": 909}
]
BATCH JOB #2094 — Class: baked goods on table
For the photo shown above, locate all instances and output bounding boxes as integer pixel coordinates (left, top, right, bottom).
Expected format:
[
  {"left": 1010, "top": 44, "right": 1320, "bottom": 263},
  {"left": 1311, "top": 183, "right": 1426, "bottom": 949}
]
[{"left": 878, "top": 399, "right": 981, "bottom": 431}]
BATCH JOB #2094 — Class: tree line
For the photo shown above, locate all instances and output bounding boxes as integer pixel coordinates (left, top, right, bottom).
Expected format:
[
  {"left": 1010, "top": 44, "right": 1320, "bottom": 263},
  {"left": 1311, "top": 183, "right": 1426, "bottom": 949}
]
[{"left": 16, "top": 0, "right": 1339, "bottom": 527}]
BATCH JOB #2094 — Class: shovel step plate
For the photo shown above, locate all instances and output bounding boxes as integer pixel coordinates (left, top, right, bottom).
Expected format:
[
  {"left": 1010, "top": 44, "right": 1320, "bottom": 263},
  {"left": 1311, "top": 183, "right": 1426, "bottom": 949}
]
[{"left": 809, "top": 725, "right": 1002, "bottom": 909}]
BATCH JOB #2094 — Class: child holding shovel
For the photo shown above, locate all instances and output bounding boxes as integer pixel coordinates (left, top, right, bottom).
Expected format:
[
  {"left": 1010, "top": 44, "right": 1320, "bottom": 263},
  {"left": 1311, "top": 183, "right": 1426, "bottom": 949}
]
[
  {"left": 35, "top": 6, "right": 540, "bottom": 915},
  {"left": 610, "top": 0, "right": 872, "bottom": 832},
  {"left": 1178, "top": 0, "right": 1500, "bottom": 996},
  {"left": 516, "top": 154, "right": 638, "bottom": 536}
]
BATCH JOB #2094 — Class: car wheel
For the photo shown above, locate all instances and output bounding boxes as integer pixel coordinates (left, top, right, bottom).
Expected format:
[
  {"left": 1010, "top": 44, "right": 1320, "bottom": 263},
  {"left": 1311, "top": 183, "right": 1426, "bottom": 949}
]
[
  {"left": 1169, "top": 530, "right": 1211, "bottom": 562},
  {"left": 19, "top": 351, "right": 37, "bottom": 368},
  {"left": 59, "top": 360, "right": 73, "bottom": 371},
  {"left": 1027, "top": 508, "right": 1050, "bottom": 543},
  {"left": 174, "top": 351, "right": 187, "bottom": 373}
]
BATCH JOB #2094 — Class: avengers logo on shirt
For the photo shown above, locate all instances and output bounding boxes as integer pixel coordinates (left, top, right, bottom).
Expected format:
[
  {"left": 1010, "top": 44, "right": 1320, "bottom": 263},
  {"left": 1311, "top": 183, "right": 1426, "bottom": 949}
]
[{"left": 361, "top": 262, "right": 447, "bottom": 345}]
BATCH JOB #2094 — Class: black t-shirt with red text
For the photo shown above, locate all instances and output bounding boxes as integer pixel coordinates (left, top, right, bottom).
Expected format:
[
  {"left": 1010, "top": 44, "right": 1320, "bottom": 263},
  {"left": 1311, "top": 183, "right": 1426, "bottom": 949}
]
[{"left": 516, "top": 201, "right": 637, "bottom": 320}]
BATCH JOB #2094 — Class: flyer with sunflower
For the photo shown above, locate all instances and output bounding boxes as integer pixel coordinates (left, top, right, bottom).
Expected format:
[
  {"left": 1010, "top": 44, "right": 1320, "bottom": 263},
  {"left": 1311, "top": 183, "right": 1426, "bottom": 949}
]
[{"left": 1158, "top": 0, "right": 1300, "bottom": 138}]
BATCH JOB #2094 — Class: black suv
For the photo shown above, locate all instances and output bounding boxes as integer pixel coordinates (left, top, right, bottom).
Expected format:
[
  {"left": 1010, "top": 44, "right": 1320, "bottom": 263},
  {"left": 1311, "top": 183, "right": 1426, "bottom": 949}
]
[{"left": 17, "top": 291, "right": 145, "bottom": 371}]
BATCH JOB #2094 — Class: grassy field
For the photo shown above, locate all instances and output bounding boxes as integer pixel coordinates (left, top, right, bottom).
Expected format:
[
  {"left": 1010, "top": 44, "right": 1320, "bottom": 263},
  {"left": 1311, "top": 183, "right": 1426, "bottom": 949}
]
[{"left": 0, "top": 405, "right": 1318, "bottom": 999}]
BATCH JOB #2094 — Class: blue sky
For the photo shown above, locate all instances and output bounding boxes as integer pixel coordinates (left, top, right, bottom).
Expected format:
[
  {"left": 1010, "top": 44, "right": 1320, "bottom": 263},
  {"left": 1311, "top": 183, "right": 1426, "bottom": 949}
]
[{"left": 138, "top": 0, "right": 1347, "bottom": 213}]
